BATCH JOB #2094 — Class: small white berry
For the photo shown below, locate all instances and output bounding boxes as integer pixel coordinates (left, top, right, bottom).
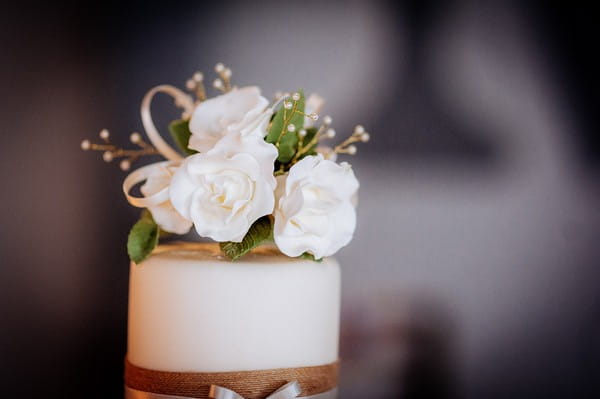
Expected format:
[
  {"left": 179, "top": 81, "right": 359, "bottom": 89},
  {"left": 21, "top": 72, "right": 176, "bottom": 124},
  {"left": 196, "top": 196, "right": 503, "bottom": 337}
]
[
  {"left": 193, "top": 72, "right": 204, "bottom": 82},
  {"left": 326, "top": 128, "right": 336, "bottom": 138},
  {"left": 80, "top": 139, "right": 91, "bottom": 150},
  {"left": 215, "top": 63, "right": 225, "bottom": 73},
  {"left": 99, "top": 129, "right": 110, "bottom": 140},
  {"left": 299, "top": 129, "right": 307, "bottom": 137},
  {"left": 310, "top": 113, "right": 319, "bottom": 121},
  {"left": 354, "top": 125, "right": 365, "bottom": 134},
  {"left": 102, "top": 151, "right": 114, "bottom": 162},
  {"left": 213, "top": 78, "right": 223, "bottom": 89},
  {"left": 120, "top": 159, "right": 131, "bottom": 171},
  {"left": 323, "top": 115, "right": 332, "bottom": 125},
  {"left": 223, "top": 68, "right": 232, "bottom": 79},
  {"left": 130, "top": 132, "right": 141, "bottom": 144},
  {"left": 185, "top": 79, "right": 196, "bottom": 90},
  {"left": 361, "top": 132, "right": 370, "bottom": 142},
  {"left": 292, "top": 92, "right": 301, "bottom": 101},
  {"left": 284, "top": 101, "right": 293, "bottom": 110},
  {"left": 347, "top": 145, "right": 357, "bottom": 155},
  {"left": 287, "top": 124, "right": 296, "bottom": 133}
]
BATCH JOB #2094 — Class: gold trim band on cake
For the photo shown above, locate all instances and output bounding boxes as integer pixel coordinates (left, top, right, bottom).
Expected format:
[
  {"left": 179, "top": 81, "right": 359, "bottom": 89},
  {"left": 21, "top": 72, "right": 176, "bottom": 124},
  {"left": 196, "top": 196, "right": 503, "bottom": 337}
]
[
  {"left": 125, "top": 358, "right": 339, "bottom": 399},
  {"left": 125, "top": 385, "right": 338, "bottom": 399}
]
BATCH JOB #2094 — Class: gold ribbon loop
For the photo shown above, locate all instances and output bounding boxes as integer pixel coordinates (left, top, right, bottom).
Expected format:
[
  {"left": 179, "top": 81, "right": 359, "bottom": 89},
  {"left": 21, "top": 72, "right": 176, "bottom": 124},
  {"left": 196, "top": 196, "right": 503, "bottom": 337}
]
[
  {"left": 140, "top": 85, "right": 194, "bottom": 161},
  {"left": 122, "top": 161, "right": 176, "bottom": 208},
  {"left": 122, "top": 83, "right": 195, "bottom": 208}
]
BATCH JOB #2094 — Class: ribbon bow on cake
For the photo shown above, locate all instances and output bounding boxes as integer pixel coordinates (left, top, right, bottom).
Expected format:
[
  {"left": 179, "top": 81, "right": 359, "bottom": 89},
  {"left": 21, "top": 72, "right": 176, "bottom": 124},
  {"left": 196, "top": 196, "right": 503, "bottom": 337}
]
[
  {"left": 124, "top": 381, "right": 311, "bottom": 399},
  {"left": 125, "top": 380, "right": 338, "bottom": 399},
  {"left": 209, "top": 381, "right": 301, "bottom": 399}
]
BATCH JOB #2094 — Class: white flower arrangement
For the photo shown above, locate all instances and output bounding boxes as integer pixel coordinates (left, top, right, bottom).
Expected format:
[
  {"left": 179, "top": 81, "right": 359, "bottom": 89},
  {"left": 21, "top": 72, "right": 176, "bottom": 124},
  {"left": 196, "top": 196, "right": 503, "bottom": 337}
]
[{"left": 81, "top": 63, "right": 369, "bottom": 262}]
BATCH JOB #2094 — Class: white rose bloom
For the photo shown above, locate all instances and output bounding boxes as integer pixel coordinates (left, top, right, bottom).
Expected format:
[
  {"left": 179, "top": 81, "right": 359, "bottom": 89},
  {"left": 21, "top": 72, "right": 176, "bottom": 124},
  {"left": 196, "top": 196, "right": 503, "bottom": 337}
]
[
  {"left": 140, "top": 165, "right": 193, "bottom": 234},
  {"left": 214, "top": 118, "right": 278, "bottom": 182},
  {"left": 169, "top": 130, "right": 277, "bottom": 242},
  {"left": 274, "top": 155, "right": 359, "bottom": 258},
  {"left": 188, "top": 86, "right": 269, "bottom": 152}
]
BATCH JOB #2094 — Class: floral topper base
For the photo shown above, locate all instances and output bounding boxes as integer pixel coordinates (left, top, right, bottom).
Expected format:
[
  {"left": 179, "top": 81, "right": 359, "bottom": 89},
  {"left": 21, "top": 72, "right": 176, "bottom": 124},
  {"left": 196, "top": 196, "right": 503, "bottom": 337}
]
[{"left": 81, "top": 63, "right": 369, "bottom": 263}]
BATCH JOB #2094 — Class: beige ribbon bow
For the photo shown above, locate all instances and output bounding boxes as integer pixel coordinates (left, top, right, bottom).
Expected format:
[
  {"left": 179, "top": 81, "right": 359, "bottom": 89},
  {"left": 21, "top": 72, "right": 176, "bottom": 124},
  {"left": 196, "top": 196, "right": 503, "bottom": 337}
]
[
  {"left": 123, "top": 84, "right": 192, "bottom": 209},
  {"left": 125, "top": 383, "right": 338, "bottom": 399},
  {"left": 209, "top": 381, "right": 301, "bottom": 399}
]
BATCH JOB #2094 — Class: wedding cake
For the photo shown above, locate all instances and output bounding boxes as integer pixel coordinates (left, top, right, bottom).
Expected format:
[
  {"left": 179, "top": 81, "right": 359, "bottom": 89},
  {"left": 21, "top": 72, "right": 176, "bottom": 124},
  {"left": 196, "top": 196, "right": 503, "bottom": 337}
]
[{"left": 82, "top": 63, "right": 369, "bottom": 399}]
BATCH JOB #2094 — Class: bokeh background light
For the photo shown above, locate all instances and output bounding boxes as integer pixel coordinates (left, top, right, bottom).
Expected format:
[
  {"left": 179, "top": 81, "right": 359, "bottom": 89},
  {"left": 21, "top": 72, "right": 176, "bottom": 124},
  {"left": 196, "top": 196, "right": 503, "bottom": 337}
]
[{"left": 1, "top": 1, "right": 599, "bottom": 398}]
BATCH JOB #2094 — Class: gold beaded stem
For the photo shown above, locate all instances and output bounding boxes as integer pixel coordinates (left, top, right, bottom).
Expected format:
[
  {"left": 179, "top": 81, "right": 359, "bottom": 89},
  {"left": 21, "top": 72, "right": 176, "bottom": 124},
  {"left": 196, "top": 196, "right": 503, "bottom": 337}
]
[
  {"left": 297, "top": 128, "right": 305, "bottom": 151},
  {"left": 81, "top": 130, "right": 159, "bottom": 170},
  {"left": 186, "top": 72, "right": 207, "bottom": 103},
  {"left": 333, "top": 125, "right": 370, "bottom": 154},
  {"left": 93, "top": 146, "right": 158, "bottom": 158},
  {"left": 213, "top": 63, "right": 233, "bottom": 93},
  {"left": 275, "top": 99, "right": 298, "bottom": 147},
  {"left": 292, "top": 125, "right": 325, "bottom": 162}
]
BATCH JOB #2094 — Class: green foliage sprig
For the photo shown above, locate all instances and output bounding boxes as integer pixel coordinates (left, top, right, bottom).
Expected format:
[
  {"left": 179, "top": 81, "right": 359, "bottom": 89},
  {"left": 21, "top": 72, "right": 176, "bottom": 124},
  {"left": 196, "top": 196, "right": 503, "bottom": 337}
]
[
  {"left": 219, "top": 216, "right": 273, "bottom": 260},
  {"left": 127, "top": 210, "right": 159, "bottom": 264},
  {"left": 169, "top": 119, "right": 197, "bottom": 156},
  {"left": 266, "top": 90, "right": 306, "bottom": 163}
]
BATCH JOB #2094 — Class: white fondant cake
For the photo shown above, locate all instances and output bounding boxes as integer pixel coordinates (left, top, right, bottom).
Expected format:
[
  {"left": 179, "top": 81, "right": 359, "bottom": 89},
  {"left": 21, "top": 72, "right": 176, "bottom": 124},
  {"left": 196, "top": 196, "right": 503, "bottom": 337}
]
[{"left": 127, "top": 243, "right": 340, "bottom": 372}]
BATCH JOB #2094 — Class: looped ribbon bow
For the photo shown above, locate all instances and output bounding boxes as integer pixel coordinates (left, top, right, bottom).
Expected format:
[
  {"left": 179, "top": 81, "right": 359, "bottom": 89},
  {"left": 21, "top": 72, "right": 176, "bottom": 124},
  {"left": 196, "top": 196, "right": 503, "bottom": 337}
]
[
  {"left": 124, "top": 382, "right": 337, "bottom": 399},
  {"left": 209, "top": 381, "right": 301, "bottom": 399},
  {"left": 122, "top": 85, "right": 194, "bottom": 209}
]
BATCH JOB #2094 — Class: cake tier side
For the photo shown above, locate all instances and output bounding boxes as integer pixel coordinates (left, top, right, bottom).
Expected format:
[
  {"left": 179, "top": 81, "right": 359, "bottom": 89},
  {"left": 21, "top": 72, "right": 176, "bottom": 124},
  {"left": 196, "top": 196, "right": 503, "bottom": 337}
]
[{"left": 127, "top": 243, "right": 340, "bottom": 372}]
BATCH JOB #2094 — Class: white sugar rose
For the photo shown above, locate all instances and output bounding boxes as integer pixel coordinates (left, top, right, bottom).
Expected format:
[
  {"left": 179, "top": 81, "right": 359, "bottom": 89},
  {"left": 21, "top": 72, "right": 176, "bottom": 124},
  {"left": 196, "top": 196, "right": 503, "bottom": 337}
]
[
  {"left": 169, "top": 132, "right": 277, "bottom": 242},
  {"left": 188, "top": 86, "right": 269, "bottom": 152},
  {"left": 274, "top": 155, "right": 359, "bottom": 258},
  {"left": 140, "top": 165, "right": 193, "bottom": 234}
]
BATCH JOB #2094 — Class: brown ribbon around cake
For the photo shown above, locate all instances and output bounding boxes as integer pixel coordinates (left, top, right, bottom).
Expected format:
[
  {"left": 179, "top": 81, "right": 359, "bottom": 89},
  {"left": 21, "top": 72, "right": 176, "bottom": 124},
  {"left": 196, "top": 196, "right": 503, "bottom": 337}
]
[{"left": 125, "top": 358, "right": 339, "bottom": 399}]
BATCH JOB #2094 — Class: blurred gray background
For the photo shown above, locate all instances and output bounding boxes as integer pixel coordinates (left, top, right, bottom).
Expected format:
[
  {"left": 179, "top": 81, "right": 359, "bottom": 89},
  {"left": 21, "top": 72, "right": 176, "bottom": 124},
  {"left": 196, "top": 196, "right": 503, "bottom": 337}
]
[{"left": 1, "top": 1, "right": 599, "bottom": 398}]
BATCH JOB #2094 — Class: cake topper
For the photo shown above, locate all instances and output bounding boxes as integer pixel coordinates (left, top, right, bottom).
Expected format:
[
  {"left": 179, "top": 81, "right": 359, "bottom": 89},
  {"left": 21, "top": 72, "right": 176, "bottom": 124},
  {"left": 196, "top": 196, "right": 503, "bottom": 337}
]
[{"left": 82, "top": 63, "right": 369, "bottom": 263}]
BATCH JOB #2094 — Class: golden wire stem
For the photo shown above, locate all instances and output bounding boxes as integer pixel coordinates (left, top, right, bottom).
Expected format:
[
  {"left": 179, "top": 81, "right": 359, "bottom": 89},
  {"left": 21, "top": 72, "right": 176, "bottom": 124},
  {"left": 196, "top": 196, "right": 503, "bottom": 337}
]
[
  {"left": 275, "top": 100, "right": 298, "bottom": 147},
  {"left": 135, "top": 140, "right": 152, "bottom": 150},
  {"left": 333, "top": 132, "right": 362, "bottom": 153},
  {"left": 293, "top": 110, "right": 312, "bottom": 118},
  {"left": 297, "top": 131, "right": 305, "bottom": 150},
  {"left": 222, "top": 77, "right": 232, "bottom": 92},
  {"left": 292, "top": 125, "right": 324, "bottom": 163},
  {"left": 110, "top": 148, "right": 159, "bottom": 157},
  {"left": 89, "top": 143, "right": 116, "bottom": 151},
  {"left": 82, "top": 130, "right": 161, "bottom": 170},
  {"left": 195, "top": 83, "right": 207, "bottom": 102},
  {"left": 88, "top": 143, "right": 158, "bottom": 158},
  {"left": 215, "top": 65, "right": 233, "bottom": 93}
]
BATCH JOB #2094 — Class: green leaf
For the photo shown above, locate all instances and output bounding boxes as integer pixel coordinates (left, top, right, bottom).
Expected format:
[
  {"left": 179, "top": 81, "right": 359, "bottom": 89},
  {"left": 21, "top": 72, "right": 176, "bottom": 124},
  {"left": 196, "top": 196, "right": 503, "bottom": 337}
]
[
  {"left": 266, "top": 90, "right": 305, "bottom": 163},
  {"left": 127, "top": 212, "right": 159, "bottom": 264},
  {"left": 168, "top": 119, "right": 197, "bottom": 156},
  {"left": 277, "top": 135, "right": 299, "bottom": 163},
  {"left": 220, "top": 216, "right": 273, "bottom": 260},
  {"left": 298, "top": 252, "right": 323, "bottom": 262}
]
